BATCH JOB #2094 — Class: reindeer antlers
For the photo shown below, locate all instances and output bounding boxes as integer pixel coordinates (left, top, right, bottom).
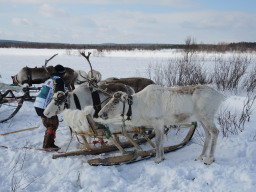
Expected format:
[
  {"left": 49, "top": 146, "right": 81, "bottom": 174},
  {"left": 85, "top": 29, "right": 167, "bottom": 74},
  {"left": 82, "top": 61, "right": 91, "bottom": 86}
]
[
  {"left": 43, "top": 53, "right": 58, "bottom": 75},
  {"left": 80, "top": 51, "right": 94, "bottom": 78}
]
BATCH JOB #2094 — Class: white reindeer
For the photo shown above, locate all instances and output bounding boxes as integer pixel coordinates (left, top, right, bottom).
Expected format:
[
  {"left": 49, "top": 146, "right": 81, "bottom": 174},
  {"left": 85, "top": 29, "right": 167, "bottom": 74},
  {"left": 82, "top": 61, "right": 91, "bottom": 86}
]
[
  {"left": 99, "top": 84, "right": 224, "bottom": 165},
  {"left": 87, "top": 69, "right": 102, "bottom": 82},
  {"left": 62, "top": 106, "right": 94, "bottom": 133},
  {"left": 74, "top": 70, "right": 88, "bottom": 85},
  {"left": 43, "top": 83, "right": 134, "bottom": 118},
  {"left": 62, "top": 106, "right": 143, "bottom": 152}
]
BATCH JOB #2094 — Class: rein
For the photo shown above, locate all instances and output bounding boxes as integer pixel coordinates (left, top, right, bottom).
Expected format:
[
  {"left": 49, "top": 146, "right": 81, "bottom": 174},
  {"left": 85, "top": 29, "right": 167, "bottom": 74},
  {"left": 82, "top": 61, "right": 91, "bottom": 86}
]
[{"left": 95, "top": 95, "right": 111, "bottom": 109}]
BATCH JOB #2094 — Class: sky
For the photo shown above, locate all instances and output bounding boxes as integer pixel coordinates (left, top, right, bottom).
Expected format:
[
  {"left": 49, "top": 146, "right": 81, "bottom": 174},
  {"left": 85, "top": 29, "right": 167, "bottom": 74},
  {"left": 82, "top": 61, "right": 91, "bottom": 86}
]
[{"left": 0, "top": 0, "right": 256, "bottom": 44}]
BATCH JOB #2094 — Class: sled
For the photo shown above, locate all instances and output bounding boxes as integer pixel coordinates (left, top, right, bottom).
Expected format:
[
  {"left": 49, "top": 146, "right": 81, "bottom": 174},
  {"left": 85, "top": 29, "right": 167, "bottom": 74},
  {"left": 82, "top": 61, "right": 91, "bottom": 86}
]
[
  {"left": 0, "top": 86, "right": 41, "bottom": 123},
  {"left": 52, "top": 114, "right": 197, "bottom": 165}
]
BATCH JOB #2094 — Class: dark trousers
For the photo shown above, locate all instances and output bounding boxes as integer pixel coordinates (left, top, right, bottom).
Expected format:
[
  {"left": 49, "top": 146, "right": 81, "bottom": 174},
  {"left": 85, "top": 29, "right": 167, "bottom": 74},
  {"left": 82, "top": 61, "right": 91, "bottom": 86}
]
[{"left": 35, "top": 107, "right": 59, "bottom": 148}]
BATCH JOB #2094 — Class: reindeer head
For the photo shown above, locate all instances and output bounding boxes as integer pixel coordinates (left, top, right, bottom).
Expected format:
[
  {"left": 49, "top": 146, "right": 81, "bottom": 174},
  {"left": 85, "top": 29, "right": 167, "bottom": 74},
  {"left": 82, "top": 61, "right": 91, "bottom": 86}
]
[
  {"left": 99, "top": 91, "right": 128, "bottom": 120},
  {"left": 80, "top": 51, "right": 102, "bottom": 83},
  {"left": 11, "top": 75, "right": 19, "bottom": 84},
  {"left": 44, "top": 91, "right": 69, "bottom": 117},
  {"left": 75, "top": 70, "right": 88, "bottom": 84}
]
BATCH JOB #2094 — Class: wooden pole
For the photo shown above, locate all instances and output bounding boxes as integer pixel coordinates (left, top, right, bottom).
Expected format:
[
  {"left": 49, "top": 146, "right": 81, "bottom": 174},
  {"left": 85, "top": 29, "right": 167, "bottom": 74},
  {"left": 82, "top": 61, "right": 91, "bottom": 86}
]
[{"left": 1, "top": 126, "right": 39, "bottom": 136}]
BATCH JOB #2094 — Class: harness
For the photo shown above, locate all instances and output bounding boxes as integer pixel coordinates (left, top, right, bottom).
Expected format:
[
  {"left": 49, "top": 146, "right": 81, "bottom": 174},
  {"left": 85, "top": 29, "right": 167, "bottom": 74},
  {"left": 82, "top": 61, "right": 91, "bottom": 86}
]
[
  {"left": 53, "top": 79, "right": 111, "bottom": 119},
  {"left": 88, "top": 80, "right": 103, "bottom": 118},
  {"left": 26, "top": 67, "right": 32, "bottom": 86},
  {"left": 91, "top": 90, "right": 101, "bottom": 118},
  {"left": 73, "top": 93, "right": 81, "bottom": 110},
  {"left": 121, "top": 95, "right": 133, "bottom": 120},
  {"left": 120, "top": 95, "right": 133, "bottom": 135},
  {"left": 53, "top": 88, "right": 104, "bottom": 116},
  {"left": 54, "top": 93, "right": 69, "bottom": 110}
]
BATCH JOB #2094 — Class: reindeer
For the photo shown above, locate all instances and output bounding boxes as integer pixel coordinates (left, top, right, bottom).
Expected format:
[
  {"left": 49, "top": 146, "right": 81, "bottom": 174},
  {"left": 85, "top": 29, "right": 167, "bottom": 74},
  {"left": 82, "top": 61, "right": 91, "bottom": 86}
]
[
  {"left": 78, "top": 51, "right": 154, "bottom": 93},
  {"left": 79, "top": 51, "right": 102, "bottom": 83},
  {"left": 74, "top": 70, "right": 88, "bottom": 85},
  {"left": 99, "top": 77, "right": 155, "bottom": 92},
  {"left": 43, "top": 82, "right": 135, "bottom": 118},
  {"left": 61, "top": 105, "right": 149, "bottom": 152},
  {"left": 11, "top": 66, "right": 88, "bottom": 90},
  {"left": 99, "top": 84, "right": 224, "bottom": 165}
]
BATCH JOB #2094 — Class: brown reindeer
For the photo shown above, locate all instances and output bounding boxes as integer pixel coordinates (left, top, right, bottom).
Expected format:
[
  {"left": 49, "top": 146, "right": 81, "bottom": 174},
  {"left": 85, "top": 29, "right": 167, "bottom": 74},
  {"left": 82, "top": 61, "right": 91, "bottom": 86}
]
[
  {"left": 11, "top": 66, "right": 86, "bottom": 90},
  {"left": 99, "top": 77, "right": 155, "bottom": 93}
]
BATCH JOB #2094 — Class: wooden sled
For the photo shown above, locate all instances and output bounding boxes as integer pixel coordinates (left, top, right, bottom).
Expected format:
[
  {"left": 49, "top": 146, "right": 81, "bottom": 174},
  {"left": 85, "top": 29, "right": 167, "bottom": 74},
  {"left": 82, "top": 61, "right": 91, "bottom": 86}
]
[{"left": 52, "top": 115, "right": 197, "bottom": 166}]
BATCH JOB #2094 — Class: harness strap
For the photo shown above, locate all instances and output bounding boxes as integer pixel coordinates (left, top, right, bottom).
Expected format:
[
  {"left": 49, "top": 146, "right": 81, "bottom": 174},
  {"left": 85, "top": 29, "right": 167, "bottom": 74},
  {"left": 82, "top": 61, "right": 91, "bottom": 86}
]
[
  {"left": 91, "top": 91, "right": 101, "bottom": 118},
  {"left": 121, "top": 101, "right": 125, "bottom": 117},
  {"left": 73, "top": 93, "right": 81, "bottom": 110},
  {"left": 26, "top": 67, "right": 32, "bottom": 86},
  {"left": 126, "top": 95, "right": 133, "bottom": 120}
]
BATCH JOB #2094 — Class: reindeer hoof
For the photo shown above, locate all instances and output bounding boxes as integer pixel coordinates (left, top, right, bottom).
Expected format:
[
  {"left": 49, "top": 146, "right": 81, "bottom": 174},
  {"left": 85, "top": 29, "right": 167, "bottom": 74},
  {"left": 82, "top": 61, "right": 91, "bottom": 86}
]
[
  {"left": 203, "top": 157, "right": 215, "bottom": 165},
  {"left": 154, "top": 159, "right": 161, "bottom": 164},
  {"left": 195, "top": 156, "right": 203, "bottom": 161},
  {"left": 154, "top": 156, "right": 165, "bottom": 164}
]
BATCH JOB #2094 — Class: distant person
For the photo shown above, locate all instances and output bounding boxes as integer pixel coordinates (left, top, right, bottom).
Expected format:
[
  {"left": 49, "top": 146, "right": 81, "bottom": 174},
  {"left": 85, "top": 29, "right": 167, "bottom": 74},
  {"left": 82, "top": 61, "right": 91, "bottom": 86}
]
[{"left": 34, "top": 64, "right": 66, "bottom": 151}]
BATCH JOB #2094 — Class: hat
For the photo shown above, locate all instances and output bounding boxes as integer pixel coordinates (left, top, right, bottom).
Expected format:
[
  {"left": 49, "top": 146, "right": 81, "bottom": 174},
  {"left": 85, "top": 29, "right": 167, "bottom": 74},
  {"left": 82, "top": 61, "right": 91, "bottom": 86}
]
[{"left": 54, "top": 64, "right": 66, "bottom": 74}]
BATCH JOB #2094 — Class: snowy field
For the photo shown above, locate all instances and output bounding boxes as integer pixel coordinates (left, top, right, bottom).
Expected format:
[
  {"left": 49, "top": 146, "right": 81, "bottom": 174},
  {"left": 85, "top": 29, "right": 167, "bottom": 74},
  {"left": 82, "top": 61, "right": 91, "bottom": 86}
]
[{"left": 1, "top": 48, "right": 256, "bottom": 192}]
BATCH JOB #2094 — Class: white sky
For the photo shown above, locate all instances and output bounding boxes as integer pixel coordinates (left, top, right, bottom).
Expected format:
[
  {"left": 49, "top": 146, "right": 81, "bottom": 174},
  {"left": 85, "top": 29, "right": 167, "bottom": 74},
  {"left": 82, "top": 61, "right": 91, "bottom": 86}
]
[{"left": 0, "top": 0, "right": 256, "bottom": 44}]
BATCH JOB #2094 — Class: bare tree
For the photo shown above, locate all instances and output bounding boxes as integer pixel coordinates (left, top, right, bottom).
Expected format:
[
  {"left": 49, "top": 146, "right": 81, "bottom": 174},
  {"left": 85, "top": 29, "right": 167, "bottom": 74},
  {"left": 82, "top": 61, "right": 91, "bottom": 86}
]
[
  {"left": 243, "top": 63, "right": 256, "bottom": 93},
  {"left": 217, "top": 92, "right": 256, "bottom": 137},
  {"left": 211, "top": 54, "right": 250, "bottom": 92}
]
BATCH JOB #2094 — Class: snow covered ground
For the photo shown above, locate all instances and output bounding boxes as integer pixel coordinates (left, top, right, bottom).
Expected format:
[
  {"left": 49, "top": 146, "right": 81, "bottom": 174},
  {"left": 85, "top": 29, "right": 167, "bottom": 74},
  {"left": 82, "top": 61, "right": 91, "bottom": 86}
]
[{"left": 0, "top": 48, "right": 256, "bottom": 192}]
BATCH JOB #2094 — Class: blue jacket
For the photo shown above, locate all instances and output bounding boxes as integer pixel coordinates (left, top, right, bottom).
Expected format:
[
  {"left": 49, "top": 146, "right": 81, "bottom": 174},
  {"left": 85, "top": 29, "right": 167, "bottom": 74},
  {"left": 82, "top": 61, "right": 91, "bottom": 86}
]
[{"left": 34, "top": 76, "right": 65, "bottom": 110}]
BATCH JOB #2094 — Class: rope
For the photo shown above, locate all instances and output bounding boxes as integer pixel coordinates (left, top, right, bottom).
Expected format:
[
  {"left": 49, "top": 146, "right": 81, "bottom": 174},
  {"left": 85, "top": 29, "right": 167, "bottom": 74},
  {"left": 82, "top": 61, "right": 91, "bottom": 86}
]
[
  {"left": 89, "top": 140, "right": 108, "bottom": 146},
  {"left": 74, "top": 134, "right": 84, "bottom": 145},
  {"left": 192, "top": 122, "right": 197, "bottom": 126},
  {"left": 121, "top": 118, "right": 127, "bottom": 134},
  {"left": 73, "top": 130, "right": 108, "bottom": 146},
  {"left": 94, "top": 122, "right": 112, "bottom": 139},
  {"left": 65, "top": 132, "right": 74, "bottom": 153}
]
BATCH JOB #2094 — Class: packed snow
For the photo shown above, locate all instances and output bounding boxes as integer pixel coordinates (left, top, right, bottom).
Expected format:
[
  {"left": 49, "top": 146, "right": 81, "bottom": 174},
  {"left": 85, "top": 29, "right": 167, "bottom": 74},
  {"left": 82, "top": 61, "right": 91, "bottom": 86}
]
[{"left": 0, "top": 48, "right": 256, "bottom": 192}]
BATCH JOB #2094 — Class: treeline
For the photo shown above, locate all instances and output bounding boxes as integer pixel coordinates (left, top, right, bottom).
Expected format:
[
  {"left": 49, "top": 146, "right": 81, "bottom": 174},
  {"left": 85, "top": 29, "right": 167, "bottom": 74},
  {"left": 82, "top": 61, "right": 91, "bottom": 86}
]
[
  {"left": 0, "top": 39, "right": 256, "bottom": 52},
  {"left": 0, "top": 40, "right": 181, "bottom": 50},
  {"left": 195, "top": 42, "right": 256, "bottom": 52}
]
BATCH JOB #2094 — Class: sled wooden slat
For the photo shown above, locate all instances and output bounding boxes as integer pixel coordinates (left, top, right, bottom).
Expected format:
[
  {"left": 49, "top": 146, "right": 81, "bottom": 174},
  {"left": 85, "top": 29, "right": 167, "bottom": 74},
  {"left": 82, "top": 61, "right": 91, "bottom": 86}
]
[
  {"left": 52, "top": 132, "right": 155, "bottom": 159},
  {"left": 86, "top": 114, "right": 99, "bottom": 135},
  {"left": 88, "top": 123, "right": 197, "bottom": 166}
]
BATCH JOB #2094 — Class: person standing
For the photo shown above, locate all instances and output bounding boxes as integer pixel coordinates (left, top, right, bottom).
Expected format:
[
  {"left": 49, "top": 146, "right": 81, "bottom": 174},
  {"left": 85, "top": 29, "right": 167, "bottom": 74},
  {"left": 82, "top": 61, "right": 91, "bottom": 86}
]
[{"left": 34, "top": 64, "right": 66, "bottom": 151}]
